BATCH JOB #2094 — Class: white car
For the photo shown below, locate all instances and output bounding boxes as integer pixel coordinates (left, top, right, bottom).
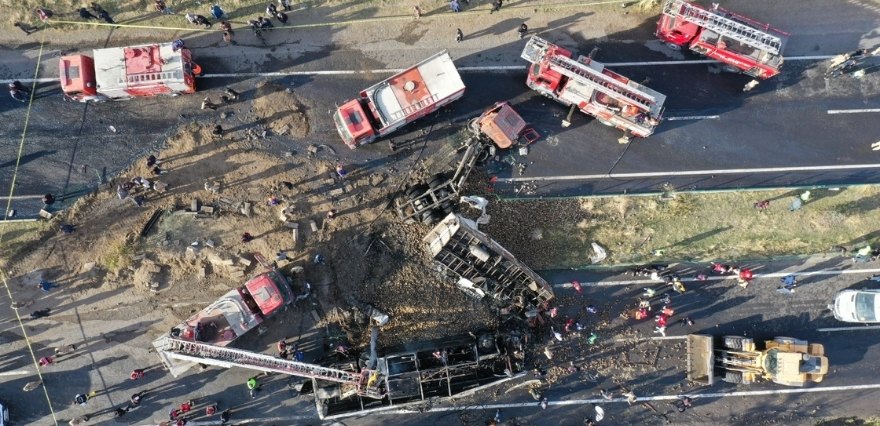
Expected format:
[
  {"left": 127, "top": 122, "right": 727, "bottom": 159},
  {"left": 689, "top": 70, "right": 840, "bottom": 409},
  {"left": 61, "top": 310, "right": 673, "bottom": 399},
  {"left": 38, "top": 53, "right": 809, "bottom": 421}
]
[
  {"left": 831, "top": 289, "right": 880, "bottom": 323},
  {"left": 0, "top": 401, "right": 7, "bottom": 426}
]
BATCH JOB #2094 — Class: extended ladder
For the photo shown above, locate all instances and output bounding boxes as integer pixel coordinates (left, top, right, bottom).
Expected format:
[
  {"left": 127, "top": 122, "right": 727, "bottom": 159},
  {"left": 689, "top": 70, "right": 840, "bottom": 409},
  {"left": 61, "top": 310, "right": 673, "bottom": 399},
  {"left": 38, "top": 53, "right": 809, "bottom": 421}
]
[
  {"left": 155, "top": 337, "right": 383, "bottom": 398},
  {"left": 663, "top": 0, "right": 783, "bottom": 55},
  {"left": 546, "top": 54, "right": 656, "bottom": 113}
]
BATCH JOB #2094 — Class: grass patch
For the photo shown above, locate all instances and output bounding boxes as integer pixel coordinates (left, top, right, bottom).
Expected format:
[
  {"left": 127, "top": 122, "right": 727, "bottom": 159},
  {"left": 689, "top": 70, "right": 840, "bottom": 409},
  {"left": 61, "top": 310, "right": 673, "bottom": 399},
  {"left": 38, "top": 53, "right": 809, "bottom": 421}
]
[
  {"left": 0, "top": 220, "right": 51, "bottom": 270},
  {"left": 486, "top": 186, "right": 880, "bottom": 269}
]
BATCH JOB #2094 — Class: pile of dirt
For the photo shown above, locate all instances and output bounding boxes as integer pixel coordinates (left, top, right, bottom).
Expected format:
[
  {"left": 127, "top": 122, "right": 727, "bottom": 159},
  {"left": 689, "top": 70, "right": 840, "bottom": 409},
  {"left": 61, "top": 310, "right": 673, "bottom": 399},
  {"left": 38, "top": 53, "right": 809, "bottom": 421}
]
[
  {"left": 252, "top": 81, "right": 310, "bottom": 138},
  {"left": 6, "top": 116, "right": 499, "bottom": 353}
]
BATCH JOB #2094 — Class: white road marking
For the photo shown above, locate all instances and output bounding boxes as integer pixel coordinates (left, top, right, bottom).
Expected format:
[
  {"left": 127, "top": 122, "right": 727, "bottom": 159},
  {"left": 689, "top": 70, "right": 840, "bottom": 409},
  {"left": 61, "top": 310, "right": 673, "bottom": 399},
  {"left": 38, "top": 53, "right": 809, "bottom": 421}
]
[
  {"left": 613, "top": 335, "right": 687, "bottom": 342},
  {"left": 665, "top": 115, "right": 720, "bottom": 121},
  {"left": 553, "top": 268, "right": 880, "bottom": 288},
  {"left": 817, "top": 325, "right": 880, "bottom": 332},
  {"left": 828, "top": 108, "right": 880, "bottom": 114},
  {"left": 341, "top": 383, "right": 880, "bottom": 416},
  {"left": 0, "top": 370, "right": 32, "bottom": 376},
  {"left": 0, "top": 55, "right": 841, "bottom": 84},
  {"left": 499, "top": 163, "right": 880, "bottom": 182}
]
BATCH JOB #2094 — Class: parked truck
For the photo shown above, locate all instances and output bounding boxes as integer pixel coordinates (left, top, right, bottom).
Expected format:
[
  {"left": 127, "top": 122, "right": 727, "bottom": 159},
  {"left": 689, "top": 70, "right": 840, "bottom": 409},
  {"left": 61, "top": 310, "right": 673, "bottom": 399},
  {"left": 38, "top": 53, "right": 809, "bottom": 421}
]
[
  {"left": 423, "top": 213, "right": 555, "bottom": 315},
  {"left": 520, "top": 36, "right": 666, "bottom": 144},
  {"left": 656, "top": 0, "right": 788, "bottom": 88},
  {"left": 334, "top": 51, "right": 466, "bottom": 149},
  {"left": 154, "top": 270, "right": 295, "bottom": 376},
  {"left": 60, "top": 42, "right": 200, "bottom": 102},
  {"left": 687, "top": 334, "right": 828, "bottom": 387}
]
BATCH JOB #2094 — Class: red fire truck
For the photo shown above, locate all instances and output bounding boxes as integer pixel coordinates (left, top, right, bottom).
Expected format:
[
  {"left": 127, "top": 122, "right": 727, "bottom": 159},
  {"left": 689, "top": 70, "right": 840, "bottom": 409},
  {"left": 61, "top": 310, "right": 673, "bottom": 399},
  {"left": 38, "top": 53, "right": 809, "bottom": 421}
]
[
  {"left": 656, "top": 0, "right": 788, "bottom": 83},
  {"left": 520, "top": 36, "right": 666, "bottom": 144},
  {"left": 60, "top": 42, "right": 200, "bottom": 102},
  {"left": 334, "top": 51, "right": 466, "bottom": 149}
]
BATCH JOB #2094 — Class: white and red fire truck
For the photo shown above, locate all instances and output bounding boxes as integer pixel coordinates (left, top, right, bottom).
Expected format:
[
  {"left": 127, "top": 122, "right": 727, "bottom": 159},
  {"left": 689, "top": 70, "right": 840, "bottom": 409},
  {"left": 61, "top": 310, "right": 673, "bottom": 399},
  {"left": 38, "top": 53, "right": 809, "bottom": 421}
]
[
  {"left": 656, "top": 0, "right": 788, "bottom": 83},
  {"left": 520, "top": 36, "right": 667, "bottom": 143},
  {"left": 334, "top": 51, "right": 465, "bottom": 149},
  {"left": 60, "top": 42, "right": 200, "bottom": 102}
]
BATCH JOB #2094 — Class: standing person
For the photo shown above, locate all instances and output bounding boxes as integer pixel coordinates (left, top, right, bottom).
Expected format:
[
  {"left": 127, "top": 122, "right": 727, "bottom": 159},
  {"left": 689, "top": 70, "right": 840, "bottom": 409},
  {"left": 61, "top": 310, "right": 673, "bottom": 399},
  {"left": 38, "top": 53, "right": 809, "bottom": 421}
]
[
  {"left": 35, "top": 7, "right": 53, "bottom": 22},
  {"left": 78, "top": 7, "right": 99, "bottom": 20},
  {"left": 129, "top": 391, "right": 143, "bottom": 408},
  {"left": 92, "top": 4, "right": 114, "bottom": 24},
  {"left": 43, "top": 193, "right": 55, "bottom": 206},
  {"left": 113, "top": 407, "right": 127, "bottom": 418},
  {"left": 735, "top": 267, "right": 754, "bottom": 287},
  {"left": 155, "top": 0, "right": 173, "bottom": 14},
  {"left": 210, "top": 4, "right": 225, "bottom": 20},
  {"left": 14, "top": 22, "right": 38, "bottom": 35},
  {"left": 455, "top": 28, "right": 463, "bottom": 43},
  {"left": 39, "top": 356, "right": 54, "bottom": 367},
  {"left": 258, "top": 16, "right": 273, "bottom": 28},
  {"left": 266, "top": 3, "right": 277, "bottom": 16},
  {"left": 853, "top": 245, "right": 872, "bottom": 263},
  {"left": 241, "top": 232, "right": 254, "bottom": 243},
  {"left": 450, "top": 0, "right": 461, "bottom": 12},
  {"left": 518, "top": 23, "right": 528, "bottom": 39},
  {"left": 335, "top": 163, "right": 348, "bottom": 179},
  {"left": 73, "top": 393, "right": 89, "bottom": 406},
  {"left": 275, "top": 11, "right": 288, "bottom": 24},
  {"left": 413, "top": 5, "right": 422, "bottom": 19},
  {"left": 220, "top": 21, "right": 235, "bottom": 44},
  {"left": 246, "top": 376, "right": 260, "bottom": 398},
  {"left": 490, "top": 0, "right": 502, "bottom": 13},
  {"left": 279, "top": 0, "right": 292, "bottom": 11},
  {"left": 130, "top": 368, "right": 145, "bottom": 380},
  {"left": 9, "top": 82, "right": 28, "bottom": 102},
  {"left": 220, "top": 409, "right": 231, "bottom": 424},
  {"left": 777, "top": 274, "right": 798, "bottom": 294}
]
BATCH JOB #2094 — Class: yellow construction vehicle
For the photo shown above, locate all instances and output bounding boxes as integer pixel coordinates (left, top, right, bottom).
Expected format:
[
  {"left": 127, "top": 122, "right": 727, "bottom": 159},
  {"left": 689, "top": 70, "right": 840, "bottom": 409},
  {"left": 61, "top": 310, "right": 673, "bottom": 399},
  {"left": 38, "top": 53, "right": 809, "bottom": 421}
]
[{"left": 687, "top": 334, "right": 828, "bottom": 387}]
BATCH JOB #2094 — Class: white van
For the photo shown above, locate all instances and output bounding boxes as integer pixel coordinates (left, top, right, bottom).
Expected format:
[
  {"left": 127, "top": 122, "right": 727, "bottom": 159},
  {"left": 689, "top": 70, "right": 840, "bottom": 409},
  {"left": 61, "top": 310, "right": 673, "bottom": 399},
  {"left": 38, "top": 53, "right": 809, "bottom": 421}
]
[{"left": 831, "top": 289, "right": 880, "bottom": 323}]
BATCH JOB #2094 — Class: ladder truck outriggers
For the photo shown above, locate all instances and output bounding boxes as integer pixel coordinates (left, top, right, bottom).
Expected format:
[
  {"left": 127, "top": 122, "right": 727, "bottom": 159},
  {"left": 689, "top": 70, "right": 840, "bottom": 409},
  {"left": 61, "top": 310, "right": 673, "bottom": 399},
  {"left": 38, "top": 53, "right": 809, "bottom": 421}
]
[
  {"left": 656, "top": 0, "right": 789, "bottom": 90},
  {"left": 520, "top": 36, "right": 667, "bottom": 144}
]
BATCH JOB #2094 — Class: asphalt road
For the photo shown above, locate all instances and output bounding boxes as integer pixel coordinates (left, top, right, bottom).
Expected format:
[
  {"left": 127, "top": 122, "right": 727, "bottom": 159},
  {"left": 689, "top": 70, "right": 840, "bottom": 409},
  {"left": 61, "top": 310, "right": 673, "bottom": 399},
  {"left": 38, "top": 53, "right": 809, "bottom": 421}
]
[
  {"left": 2, "top": 1, "right": 880, "bottom": 424},
  {"left": 1, "top": 0, "right": 879, "bottom": 215}
]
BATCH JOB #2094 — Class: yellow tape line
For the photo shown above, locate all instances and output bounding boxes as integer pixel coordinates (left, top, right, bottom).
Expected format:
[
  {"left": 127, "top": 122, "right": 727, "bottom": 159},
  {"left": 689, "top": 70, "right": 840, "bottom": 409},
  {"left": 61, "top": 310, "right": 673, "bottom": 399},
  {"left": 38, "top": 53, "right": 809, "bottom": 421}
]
[
  {"left": 44, "top": 1, "right": 625, "bottom": 32},
  {"left": 0, "top": 28, "right": 59, "bottom": 425}
]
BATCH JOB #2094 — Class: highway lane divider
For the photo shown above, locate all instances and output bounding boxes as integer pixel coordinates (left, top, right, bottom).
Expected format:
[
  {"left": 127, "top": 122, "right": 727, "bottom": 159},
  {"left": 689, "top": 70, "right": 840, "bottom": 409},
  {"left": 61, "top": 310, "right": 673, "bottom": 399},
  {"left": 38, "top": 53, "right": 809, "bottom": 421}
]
[{"left": 553, "top": 268, "right": 880, "bottom": 288}]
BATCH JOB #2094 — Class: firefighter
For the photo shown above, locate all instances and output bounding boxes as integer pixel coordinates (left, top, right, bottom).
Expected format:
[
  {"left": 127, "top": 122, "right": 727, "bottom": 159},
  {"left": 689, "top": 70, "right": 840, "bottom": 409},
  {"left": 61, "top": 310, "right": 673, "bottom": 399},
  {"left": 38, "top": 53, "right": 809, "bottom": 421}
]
[
  {"left": 518, "top": 23, "right": 528, "bottom": 39},
  {"left": 246, "top": 376, "right": 261, "bottom": 398}
]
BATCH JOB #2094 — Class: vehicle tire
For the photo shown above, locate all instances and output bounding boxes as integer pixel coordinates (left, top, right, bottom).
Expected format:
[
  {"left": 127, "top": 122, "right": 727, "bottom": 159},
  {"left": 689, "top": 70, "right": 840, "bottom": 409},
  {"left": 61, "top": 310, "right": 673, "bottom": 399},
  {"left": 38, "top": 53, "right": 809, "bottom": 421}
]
[
  {"left": 421, "top": 209, "right": 441, "bottom": 226},
  {"left": 428, "top": 173, "right": 447, "bottom": 189},
  {"left": 722, "top": 371, "right": 743, "bottom": 384},
  {"left": 407, "top": 184, "right": 427, "bottom": 200},
  {"left": 723, "top": 336, "right": 748, "bottom": 350}
]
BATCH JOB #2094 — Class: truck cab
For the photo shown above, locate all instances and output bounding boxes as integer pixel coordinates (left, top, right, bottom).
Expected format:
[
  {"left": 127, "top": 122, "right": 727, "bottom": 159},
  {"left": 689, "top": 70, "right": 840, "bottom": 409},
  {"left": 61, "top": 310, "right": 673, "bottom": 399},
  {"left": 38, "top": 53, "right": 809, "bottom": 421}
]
[
  {"left": 59, "top": 55, "right": 103, "bottom": 102},
  {"left": 334, "top": 98, "right": 378, "bottom": 148},
  {"left": 244, "top": 270, "right": 295, "bottom": 317}
]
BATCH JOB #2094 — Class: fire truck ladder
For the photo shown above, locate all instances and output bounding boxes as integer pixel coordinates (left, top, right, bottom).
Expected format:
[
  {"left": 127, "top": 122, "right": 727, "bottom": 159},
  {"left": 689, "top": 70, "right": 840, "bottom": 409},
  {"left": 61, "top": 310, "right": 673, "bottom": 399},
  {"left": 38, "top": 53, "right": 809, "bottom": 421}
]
[
  {"left": 663, "top": 0, "right": 782, "bottom": 55},
  {"left": 547, "top": 54, "right": 656, "bottom": 113},
  {"left": 155, "top": 337, "right": 384, "bottom": 398}
]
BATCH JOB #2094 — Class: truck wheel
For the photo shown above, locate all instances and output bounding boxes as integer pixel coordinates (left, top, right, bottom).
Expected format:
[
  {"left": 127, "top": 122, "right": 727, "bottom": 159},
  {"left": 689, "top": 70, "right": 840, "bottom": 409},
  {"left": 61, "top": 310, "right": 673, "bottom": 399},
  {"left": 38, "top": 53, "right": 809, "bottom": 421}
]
[
  {"left": 407, "top": 184, "right": 427, "bottom": 199},
  {"left": 722, "top": 371, "right": 743, "bottom": 384},
  {"left": 723, "top": 336, "right": 746, "bottom": 350},
  {"left": 429, "top": 173, "right": 447, "bottom": 189},
  {"left": 421, "top": 209, "right": 441, "bottom": 225}
]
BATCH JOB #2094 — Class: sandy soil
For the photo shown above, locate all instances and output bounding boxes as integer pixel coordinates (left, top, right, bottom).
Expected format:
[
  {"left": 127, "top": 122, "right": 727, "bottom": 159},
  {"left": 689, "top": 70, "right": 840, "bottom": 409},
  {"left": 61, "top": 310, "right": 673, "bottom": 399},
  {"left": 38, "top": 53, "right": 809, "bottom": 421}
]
[{"left": 5, "top": 86, "right": 501, "bottom": 353}]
